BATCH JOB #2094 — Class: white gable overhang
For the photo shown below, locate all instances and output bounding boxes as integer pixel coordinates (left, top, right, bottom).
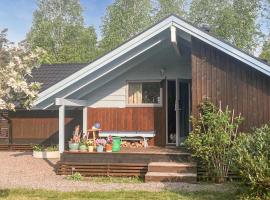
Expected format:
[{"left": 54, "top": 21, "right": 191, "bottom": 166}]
[{"left": 34, "top": 15, "right": 270, "bottom": 109}]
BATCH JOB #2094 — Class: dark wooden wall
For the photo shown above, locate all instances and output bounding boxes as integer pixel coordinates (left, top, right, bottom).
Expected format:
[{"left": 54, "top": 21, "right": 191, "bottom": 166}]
[
  {"left": 87, "top": 107, "right": 166, "bottom": 146},
  {"left": 9, "top": 110, "right": 82, "bottom": 144},
  {"left": 0, "top": 111, "right": 9, "bottom": 144},
  {"left": 191, "top": 37, "right": 270, "bottom": 130}
]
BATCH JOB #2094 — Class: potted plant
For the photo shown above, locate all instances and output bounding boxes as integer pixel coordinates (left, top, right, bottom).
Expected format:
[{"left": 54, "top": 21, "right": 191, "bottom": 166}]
[
  {"left": 69, "top": 132, "right": 81, "bottom": 152},
  {"left": 86, "top": 139, "right": 94, "bottom": 152},
  {"left": 105, "top": 135, "right": 113, "bottom": 152},
  {"left": 79, "top": 134, "right": 88, "bottom": 152},
  {"left": 33, "top": 145, "right": 60, "bottom": 158},
  {"left": 95, "top": 138, "right": 106, "bottom": 152},
  {"left": 79, "top": 142, "right": 87, "bottom": 152}
]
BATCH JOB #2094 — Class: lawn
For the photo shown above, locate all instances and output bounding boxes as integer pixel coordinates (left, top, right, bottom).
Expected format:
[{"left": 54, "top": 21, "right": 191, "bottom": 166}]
[{"left": 0, "top": 188, "right": 238, "bottom": 200}]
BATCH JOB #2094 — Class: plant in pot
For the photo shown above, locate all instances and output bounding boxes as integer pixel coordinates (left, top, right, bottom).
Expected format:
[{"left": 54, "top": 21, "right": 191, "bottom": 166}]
[
  {"left": 79, "top": 142, "right": 87, "bottom": 152},
  {"left": 69, "top": 132, "right": 81, "bottom": 152},
  {"left": 95, "top": 138, "right": 106, "bottom": 152},
  {"left": 86, "top": 139, "right": 94, "bottom": 152},
  {"left": 106, "top": 135, "right": 113, "bottom": 152},
  {"left": 33, "top": 145, "right": 59, "bottom": 158},
  {"left": 79, "top": 133, "right": 88, "bottom": 152}
]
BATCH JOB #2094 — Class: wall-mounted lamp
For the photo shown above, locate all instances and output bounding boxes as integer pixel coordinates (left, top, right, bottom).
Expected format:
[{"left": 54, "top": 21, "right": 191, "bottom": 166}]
[{"left": 160, "top": 68, "right": 166, "bottom": 77}]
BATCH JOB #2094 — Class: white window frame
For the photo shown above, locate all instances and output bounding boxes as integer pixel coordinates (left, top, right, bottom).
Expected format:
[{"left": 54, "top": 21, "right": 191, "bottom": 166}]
[{"left": 125, "top": 80, "right": 163, "bottom": 107}]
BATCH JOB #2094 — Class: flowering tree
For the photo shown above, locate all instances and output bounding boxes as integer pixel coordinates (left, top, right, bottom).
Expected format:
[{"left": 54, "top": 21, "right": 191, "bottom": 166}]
[{"left": 0, "top": 29, "right": 44, "bottom": 110}]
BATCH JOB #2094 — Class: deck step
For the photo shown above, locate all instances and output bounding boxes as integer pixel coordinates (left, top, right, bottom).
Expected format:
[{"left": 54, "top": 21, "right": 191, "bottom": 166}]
[
  {"left": 145, "top": 172, "right": 197, "bottom": 183},
  {"left": 57, "top": 162, "right": 148, "bottom": 177},
  {"left": 148, "top": 162, "right": 197, "bottom": 173}
]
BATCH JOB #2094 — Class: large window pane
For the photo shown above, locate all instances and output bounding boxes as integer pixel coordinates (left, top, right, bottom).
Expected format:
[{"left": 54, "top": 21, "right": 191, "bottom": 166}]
[{"left": 128, "top": 82, "right": 161, "bottom": 105}]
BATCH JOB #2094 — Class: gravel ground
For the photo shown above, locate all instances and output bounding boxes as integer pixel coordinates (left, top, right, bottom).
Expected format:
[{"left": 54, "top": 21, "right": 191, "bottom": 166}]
[{"left": 0, "top": 152, "right": 232, "bottom": 192}]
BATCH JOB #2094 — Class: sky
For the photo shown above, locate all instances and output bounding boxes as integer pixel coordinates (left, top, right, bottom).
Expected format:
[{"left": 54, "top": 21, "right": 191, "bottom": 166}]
[{"left": 0, "top": 0, "right": 114, "bottom": 43}]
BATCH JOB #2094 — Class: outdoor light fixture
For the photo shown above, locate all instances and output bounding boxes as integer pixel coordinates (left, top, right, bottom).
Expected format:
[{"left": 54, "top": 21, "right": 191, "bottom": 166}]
[{"left": 160, "top": 68, "right": 166, "bottom": 77}]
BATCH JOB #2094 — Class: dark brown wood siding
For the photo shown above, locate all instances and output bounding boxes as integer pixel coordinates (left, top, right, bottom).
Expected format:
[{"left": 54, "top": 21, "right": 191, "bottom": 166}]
[
  {"left": 88, "top": 107, "right": 166, "bottom": 146},
  {"left": 87, "top": 80, "right": 166, "bottom": 146},
  {"left": 191, "top": 37, "right": 270, "bottom": 130},
  {"left": 9, "top": 110, "right": 82, "bottom": 144},
  {"left": 0, "top": 111, "right": 9, "bottom": 144}
]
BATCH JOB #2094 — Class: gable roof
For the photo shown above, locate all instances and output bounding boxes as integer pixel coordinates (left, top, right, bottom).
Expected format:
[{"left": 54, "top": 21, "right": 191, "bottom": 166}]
[
  {"left": 29, "top": 63, "right": 88, "bottom": 92},
  {"left": 34, "top": 14, "right": 270, "bottom": 108}
]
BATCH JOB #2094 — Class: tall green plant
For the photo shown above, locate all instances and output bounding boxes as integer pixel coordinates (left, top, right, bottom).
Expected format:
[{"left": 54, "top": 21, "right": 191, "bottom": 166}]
[
  {"left": 185, "top": 100, "right": 243, "bottom": 183},
  {"left": 233, "top": 125, "right": 270, "bottom": 199}
]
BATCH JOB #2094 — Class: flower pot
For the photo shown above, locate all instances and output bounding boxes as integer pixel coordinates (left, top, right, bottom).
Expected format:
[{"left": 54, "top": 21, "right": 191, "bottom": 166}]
[
  {"left": 88, "top": 146, "right": 94, "bottom": 152},
  {"left": 79, "top": 144, "right": 87, "bottom": 152},
  {"left": 69, "top": 142, "right": 79, "bottom": 152},
  {"left": 33, "top": 151, "right": 60, "bottom": 158},
  {"left": 96, "top": 145, "right": 104, "bottom": 152},
  {"left": 106, "top": 144, "right": 112, "bottom": 152}
]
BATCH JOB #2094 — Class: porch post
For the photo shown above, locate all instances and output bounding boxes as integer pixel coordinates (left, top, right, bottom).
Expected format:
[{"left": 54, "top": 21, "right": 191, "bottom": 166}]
[
  {"left": 59, "top": 105, "right": 65, "bottom": 153},
  {"left": 83, "top": 106, "right": 88, "bottom": 134}
]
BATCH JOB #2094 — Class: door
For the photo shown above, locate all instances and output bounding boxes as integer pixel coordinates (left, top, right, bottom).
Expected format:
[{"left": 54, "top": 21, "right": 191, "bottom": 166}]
[
  {"left": 166, "top": 79, "right": 191, "bottom": 146},
  {"left": 166, "top": 80, "right": 176, "bottom": 144},
  {"left": 177, "top": 80, "right": 191, "bottom": 145}
]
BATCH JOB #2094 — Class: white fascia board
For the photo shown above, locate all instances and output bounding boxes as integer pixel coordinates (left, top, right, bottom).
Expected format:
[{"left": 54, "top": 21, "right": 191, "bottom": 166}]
[
  {"left": 34, "top": 17, "right": 174, "bottom": 106},
  {"left": 55, "top": 98, "right": 88, "bottom": 107},
  {"left": 37, "top": 38, "right": 164, "bottom": 110},
  {"left": 171, "top": 16, "right": 270, "bottom": 76},
  {"left": 58, "top": 39, "right": 164, "bottom": 100}
]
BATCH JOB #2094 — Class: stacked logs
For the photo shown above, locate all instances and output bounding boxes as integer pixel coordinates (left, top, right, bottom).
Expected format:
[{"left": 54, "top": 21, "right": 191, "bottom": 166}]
[{"left": 121, "top": 141, "right": 144, "bottom": 148}]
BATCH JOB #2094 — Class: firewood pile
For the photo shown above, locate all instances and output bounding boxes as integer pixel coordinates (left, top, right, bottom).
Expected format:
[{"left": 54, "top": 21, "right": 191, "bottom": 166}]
[{"left": 121, "top": 141, "right": 144, "bottom": 148}]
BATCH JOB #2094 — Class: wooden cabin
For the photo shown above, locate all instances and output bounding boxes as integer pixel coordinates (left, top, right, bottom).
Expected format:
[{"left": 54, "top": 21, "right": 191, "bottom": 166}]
[{"left": 1, "top": 15, "right": 270, "bottom": 180}]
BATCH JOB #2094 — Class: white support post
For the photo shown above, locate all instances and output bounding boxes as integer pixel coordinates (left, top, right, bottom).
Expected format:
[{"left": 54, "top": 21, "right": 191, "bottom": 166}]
[
  {"left": 59, "top": 105, "right": 65, "bottom": 153},
  {"left": 83, "top": 106, "right": 88, "bottom": 134}
]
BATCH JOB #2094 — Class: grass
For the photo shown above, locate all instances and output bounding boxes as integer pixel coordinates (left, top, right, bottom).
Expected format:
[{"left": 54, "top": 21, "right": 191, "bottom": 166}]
[
  {"left": 87, "top": 176, "right": 144, "bottom": 183},
  {"left": 65, "top": 174, "right": 144, "bottom": 183},
  {"left": 0, "top": 188, "right": 238, "bottom": 200}
]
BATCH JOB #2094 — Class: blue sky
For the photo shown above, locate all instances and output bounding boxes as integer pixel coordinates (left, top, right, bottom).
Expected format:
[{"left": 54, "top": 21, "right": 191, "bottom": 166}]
[{"left": 0, "top": 0, "right": 114, "bottom": 43}]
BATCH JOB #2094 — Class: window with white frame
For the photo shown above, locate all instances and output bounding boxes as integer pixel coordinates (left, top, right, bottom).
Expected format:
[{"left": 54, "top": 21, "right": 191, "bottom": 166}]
[{"left": 127, "top": 81, "right": 162, "bottom": 106}]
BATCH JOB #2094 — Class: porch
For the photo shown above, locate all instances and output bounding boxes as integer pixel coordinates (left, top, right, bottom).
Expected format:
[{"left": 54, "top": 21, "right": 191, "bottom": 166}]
[{"left": 57, "top": 147, "right": 197, "bottom": 182}]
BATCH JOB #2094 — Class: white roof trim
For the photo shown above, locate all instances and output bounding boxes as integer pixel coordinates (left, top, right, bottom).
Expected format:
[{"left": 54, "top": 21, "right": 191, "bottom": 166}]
[
  {"left": 170, "top": 16, "right": 270, "bottom": 76},
  {"left": 34, "top": 17, "right": 173, "bottom": 106},
  {"left": 34, "top": 15, "right": 270, "bottom": 106}
]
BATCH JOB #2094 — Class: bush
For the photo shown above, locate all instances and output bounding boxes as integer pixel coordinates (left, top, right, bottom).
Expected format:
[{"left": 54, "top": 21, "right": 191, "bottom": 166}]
[
  {"left": 32, "top": 145, "right": 58, "bottom": 152},
  {"left": 66, "top": 172, "right": 84, "bottom": 181},
  {"left": 185, "top": 100, "right": 243, "bottom": 183},
  {"left": 233, "top": 125, "right": 270, "bottom": 199}
]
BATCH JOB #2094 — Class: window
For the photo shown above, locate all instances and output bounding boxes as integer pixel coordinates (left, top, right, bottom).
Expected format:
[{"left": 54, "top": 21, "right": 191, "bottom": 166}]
[{"left": 127, "top": 81, "right": 162, "bottom": 106}]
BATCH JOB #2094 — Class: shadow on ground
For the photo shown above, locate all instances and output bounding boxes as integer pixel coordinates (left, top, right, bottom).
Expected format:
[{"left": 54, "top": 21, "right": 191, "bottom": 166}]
[{"left": 12, "top": 152, "right": 58, "bottom": 173}]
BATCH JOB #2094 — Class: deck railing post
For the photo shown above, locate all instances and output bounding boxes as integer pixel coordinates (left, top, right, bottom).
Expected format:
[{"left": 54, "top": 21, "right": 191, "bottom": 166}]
[
  {"left": 59, "top": 105, "right": 65, "bottom": 153},
  {"left": 83, "top": 106, "right": 88, "bottom": 134}
]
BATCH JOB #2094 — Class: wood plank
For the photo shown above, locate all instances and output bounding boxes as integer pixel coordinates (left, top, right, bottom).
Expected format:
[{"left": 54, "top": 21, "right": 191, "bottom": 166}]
[{"left": 191, "top": 38, "right": 270, "bottom": 132}]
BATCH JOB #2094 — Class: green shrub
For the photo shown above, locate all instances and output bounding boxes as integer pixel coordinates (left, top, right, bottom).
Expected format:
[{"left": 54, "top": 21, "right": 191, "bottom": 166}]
[
  {"left": 32, "top": 145, "right": 58, "bottom": 152},
  {"left": 233, "top": 125, "right": 270, "bottom": 199},
  {"left": 45, "top": 145, "right": 58, "bottom": 151},
  {"left": 66, "top": 172, "right": 84, "bottom": 181},
  {"left": 33, "top": 145, "right": 43, "bottom": 151},
  {"left": 185, "top": 100, "right": 243, "bottom": 183}
]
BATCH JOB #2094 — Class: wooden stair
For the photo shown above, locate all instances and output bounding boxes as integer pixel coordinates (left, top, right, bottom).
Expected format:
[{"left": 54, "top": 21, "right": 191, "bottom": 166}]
[
  {"left": 145, "top": 162, "right": 197, "bottom": 183},
  {"left": 57, "top": 162, "right": 148, "bottom": 177}
]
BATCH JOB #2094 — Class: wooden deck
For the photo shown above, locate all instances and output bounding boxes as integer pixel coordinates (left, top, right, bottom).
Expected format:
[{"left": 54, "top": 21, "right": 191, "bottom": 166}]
[
  {"left": 60, "top": 147, "right": 191, "bottom": 164},
  {"left": 57, "top": 147, "right": 194, "bottom": 178},
  {"left": 0, "top": 144, "right": 33, "bottom": 151}
]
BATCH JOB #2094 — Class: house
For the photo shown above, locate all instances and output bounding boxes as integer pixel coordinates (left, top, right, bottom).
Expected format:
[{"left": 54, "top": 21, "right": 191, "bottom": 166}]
[{"left": 1, "top": 14, "right": 270, "bottom": 153}]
